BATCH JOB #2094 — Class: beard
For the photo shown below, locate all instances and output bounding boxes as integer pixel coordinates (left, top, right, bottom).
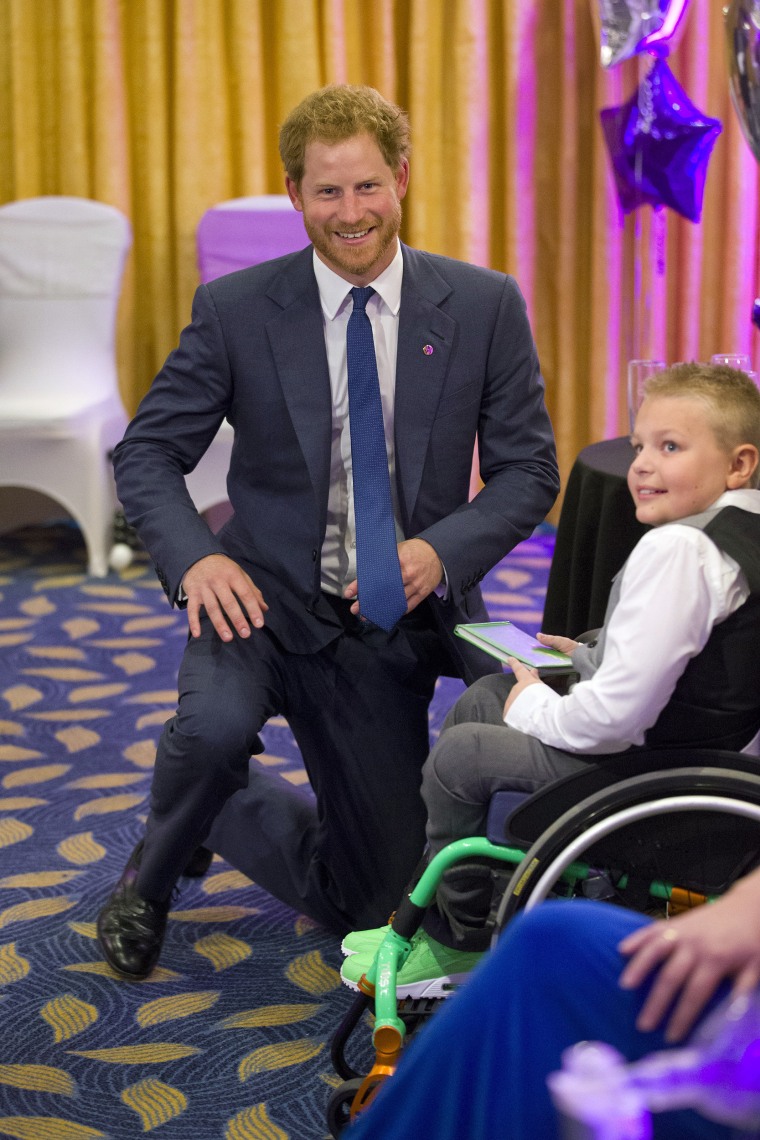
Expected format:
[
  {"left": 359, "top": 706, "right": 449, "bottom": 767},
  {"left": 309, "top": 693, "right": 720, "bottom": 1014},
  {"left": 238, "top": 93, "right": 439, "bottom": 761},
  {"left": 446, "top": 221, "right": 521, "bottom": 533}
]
[{"left": 303, "top": 200, "right": 402, "bottom": 281}]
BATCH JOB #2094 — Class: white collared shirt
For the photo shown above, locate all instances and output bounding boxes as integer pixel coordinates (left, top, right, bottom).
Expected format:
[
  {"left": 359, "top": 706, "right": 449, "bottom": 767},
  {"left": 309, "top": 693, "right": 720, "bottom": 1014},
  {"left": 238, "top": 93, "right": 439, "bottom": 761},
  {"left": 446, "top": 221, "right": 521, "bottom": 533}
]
[
  {"left": 313, "top": 245, "right": 405, "bottom": 596},
  {"left": 506, "top": 488, "right": 760, "bottom": 754}
]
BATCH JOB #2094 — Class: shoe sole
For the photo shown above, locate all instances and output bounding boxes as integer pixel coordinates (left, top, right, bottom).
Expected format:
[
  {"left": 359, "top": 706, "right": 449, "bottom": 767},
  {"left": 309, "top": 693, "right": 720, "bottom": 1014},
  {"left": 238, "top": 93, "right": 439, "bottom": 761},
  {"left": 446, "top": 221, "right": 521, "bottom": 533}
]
[{"left": 339, "top": 970, "right": 470, "bottom": 1000}]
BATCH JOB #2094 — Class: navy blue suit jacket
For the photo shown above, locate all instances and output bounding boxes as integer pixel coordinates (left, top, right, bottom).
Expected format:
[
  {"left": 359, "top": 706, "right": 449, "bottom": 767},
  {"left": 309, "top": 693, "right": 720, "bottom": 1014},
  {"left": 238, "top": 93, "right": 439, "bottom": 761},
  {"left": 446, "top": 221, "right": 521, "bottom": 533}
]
[{"left": 113, "top": 244, "right": 559, "bottom": 682}]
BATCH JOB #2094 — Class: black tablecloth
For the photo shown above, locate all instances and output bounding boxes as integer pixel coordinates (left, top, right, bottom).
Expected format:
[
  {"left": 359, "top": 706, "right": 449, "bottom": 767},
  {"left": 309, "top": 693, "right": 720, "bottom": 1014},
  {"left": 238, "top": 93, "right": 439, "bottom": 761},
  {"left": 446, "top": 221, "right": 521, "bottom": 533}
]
[{"left": 542, "top": 437, "right": 650, "bottom": 637}]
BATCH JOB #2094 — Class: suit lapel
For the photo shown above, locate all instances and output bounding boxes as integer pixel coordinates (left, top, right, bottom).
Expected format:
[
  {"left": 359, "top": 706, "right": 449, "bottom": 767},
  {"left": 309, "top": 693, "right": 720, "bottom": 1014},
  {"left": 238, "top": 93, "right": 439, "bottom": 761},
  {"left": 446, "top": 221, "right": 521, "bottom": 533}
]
[
  {"left": 395, "top": 246, "right": 456, "bottom": 528},
  {"left": 265, "top": 251, "right": 332, "bottom": 512}
]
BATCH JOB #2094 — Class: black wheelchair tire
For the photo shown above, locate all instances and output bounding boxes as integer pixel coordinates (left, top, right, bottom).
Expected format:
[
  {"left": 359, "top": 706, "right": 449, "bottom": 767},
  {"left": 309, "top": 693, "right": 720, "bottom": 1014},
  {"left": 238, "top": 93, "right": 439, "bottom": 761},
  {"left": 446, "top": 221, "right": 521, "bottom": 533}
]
[{"left": 493, "top": 766, "right": 760, "bottom": 936}]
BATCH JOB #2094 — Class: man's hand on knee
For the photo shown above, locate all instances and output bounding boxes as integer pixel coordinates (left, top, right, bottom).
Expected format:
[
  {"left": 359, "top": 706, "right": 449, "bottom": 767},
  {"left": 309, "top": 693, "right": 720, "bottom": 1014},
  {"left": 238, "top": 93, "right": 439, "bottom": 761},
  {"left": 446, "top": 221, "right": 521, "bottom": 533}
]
[{"left": 182, "top": 554, "right": 268, "bottom": 642}]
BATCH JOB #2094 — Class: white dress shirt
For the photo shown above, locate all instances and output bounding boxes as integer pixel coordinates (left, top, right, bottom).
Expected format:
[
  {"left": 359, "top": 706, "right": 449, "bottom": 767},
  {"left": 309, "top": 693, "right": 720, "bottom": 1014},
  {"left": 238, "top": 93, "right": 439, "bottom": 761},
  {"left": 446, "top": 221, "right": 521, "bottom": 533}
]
[
  {"left": 312, "top": 246, "right": 405, "bottom": 597},
  {"left": 506, "top": 488, "right": 760, "bottom": 754}
]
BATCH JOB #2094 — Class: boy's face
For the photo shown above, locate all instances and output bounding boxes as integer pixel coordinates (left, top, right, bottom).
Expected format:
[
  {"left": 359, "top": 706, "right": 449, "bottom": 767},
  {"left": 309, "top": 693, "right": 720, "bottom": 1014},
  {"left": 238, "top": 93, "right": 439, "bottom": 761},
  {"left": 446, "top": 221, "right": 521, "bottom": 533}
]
[{"left": 628, "top": 395, "right": 744, "bottom": 526}]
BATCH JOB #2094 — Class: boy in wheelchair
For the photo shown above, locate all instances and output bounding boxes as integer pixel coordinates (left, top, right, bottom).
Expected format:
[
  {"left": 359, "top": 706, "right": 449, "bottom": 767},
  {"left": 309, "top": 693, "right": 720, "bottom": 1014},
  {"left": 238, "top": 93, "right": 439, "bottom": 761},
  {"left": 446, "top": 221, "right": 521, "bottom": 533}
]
[{"left": 340, "top": 362, "right": 760, "bottom": 999}]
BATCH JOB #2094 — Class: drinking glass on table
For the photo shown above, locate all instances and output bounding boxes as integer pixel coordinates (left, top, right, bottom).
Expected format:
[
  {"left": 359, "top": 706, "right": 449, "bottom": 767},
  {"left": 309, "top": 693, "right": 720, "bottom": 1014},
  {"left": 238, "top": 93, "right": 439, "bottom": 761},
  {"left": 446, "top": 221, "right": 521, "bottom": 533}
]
[
  {"left": 710, "top": 354, "right": 757, "bottom": 386},
  {"left": 627, "top": 360, "right": 666, "bottom": 431},
  {"left": 710, "top": 353, "right": 753, "bottom": 371}
]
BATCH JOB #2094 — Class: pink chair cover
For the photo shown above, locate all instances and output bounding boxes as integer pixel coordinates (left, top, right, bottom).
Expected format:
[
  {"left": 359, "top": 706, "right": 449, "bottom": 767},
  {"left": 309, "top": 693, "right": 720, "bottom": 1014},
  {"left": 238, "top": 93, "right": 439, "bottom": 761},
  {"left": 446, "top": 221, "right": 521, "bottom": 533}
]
[{"left": 196, "top": 196, "right": 308, "bottom": 282}]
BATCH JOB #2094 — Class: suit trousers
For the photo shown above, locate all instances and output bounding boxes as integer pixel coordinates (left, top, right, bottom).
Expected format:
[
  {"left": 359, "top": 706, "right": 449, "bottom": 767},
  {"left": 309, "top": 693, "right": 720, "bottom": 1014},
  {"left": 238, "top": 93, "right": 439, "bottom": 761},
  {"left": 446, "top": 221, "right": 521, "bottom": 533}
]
[
  {"left": 421, "top": 672, "right": 593, "bottom": 948},
  {"left": 136, "top": 598, "right": 450, "bottom": 934}
]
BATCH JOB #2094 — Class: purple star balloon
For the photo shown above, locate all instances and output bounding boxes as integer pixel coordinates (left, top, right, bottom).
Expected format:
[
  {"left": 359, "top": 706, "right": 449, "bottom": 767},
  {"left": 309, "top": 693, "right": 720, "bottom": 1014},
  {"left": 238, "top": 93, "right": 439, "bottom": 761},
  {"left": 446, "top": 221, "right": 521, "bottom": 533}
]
[{"left": 600, "top": 56, "right": 722, "bottom": 221}]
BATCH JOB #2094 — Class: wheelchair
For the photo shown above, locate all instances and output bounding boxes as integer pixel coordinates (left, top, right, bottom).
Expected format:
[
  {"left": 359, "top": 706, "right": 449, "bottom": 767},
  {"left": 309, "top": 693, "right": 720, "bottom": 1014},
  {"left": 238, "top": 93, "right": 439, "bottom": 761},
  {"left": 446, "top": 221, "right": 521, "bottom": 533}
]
[{"left": 326, "top": 744, "right": 760, "bottom": 1136}]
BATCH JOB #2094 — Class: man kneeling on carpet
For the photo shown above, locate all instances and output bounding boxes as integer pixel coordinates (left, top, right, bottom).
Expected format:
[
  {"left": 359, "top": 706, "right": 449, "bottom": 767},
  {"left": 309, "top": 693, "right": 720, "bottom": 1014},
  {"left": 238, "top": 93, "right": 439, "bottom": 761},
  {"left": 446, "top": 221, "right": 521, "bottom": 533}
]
[{"left": 340, "top": 362, "right": 760, "bottom": 998}]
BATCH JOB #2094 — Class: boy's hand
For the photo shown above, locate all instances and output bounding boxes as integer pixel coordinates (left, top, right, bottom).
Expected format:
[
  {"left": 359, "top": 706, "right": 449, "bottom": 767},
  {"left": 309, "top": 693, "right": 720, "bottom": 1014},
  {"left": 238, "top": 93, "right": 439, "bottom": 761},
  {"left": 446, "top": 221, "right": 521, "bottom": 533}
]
[
  {"left": 536, "top": 632, "right": 579, "bottom": 654},
  {"left": 504, "top": 657, "right": 542, "bottom": 716}
]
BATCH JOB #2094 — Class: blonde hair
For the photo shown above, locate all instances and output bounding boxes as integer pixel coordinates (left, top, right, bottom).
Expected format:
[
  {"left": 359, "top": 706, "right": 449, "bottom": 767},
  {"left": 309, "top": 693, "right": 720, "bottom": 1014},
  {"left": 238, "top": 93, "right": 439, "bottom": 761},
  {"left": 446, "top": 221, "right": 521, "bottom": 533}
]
[
  {"left": 279, "top": 85, "right": 411, "bottom": 186},
  {"left": 644, "top": 362, "right": 760, "bottom": 488}
]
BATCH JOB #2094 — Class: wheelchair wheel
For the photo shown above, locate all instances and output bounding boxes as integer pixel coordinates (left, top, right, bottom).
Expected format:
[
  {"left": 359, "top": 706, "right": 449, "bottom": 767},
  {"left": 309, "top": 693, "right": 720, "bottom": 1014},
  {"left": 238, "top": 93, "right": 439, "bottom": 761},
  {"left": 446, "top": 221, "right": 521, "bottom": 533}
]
[
  {"left": 326, "top": 1077, "right": 365, "bottom": 1136},
  {"left": 493, "top": 767, "right": 760, "bottom": 935}
]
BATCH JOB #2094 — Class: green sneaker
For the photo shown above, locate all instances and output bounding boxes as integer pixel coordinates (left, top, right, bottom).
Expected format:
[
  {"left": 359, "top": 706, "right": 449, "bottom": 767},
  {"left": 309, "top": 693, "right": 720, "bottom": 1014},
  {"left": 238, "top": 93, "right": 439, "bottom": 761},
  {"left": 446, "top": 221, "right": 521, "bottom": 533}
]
[
  {"left": 340, "top": 924, "right": 391, "bottom": 957},
  {"left": 339, "top": 930, "right": 484, "bottom": 999}
]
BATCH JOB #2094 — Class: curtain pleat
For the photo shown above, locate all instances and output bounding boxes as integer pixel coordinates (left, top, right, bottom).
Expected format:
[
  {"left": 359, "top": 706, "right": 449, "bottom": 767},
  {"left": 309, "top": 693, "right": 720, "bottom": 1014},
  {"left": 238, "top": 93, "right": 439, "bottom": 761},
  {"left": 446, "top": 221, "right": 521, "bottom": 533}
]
[{"left": 1, "top": 0, "right": 758, "bottom": 509}]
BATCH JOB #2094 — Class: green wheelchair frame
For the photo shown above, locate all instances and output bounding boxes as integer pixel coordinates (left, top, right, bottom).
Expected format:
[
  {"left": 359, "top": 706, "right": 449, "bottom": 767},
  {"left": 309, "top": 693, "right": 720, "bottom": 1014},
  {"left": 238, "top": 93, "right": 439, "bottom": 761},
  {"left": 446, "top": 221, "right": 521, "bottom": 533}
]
[{"left": 327, "top": 749, "right": 760, "bottom": 1134}]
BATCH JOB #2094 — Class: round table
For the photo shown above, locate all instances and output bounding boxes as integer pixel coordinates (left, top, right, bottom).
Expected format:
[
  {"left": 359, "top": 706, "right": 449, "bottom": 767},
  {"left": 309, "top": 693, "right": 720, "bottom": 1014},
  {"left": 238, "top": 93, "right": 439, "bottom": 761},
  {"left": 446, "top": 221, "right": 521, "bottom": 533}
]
[{"left": 542, "top": 437, "right": 650, "bottom": 637}]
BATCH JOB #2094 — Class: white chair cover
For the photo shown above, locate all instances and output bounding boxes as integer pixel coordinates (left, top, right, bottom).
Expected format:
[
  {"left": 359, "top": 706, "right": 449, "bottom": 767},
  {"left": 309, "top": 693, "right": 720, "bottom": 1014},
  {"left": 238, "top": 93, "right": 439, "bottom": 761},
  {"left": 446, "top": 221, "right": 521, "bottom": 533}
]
[{"left": 0, "top": 196, "right": 132, "bottom": 575}]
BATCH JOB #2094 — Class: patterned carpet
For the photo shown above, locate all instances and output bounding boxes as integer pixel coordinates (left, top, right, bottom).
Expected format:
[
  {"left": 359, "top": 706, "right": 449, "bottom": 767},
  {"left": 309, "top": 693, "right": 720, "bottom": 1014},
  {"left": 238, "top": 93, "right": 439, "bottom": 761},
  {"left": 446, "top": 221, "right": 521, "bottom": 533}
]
[{"left": 0, "top": 521, "right": 553, "bottom": 1140}]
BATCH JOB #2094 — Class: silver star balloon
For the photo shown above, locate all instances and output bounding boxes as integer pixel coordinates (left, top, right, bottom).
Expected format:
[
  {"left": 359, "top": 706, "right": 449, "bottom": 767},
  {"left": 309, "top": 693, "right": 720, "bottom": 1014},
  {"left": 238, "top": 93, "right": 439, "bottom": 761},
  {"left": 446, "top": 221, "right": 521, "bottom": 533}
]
[
  {"left": 597, "top": 0, "right": 689, "bottom": 68},
  {"left": 726, "top": 0, "right": 760, "bottom": 163}
]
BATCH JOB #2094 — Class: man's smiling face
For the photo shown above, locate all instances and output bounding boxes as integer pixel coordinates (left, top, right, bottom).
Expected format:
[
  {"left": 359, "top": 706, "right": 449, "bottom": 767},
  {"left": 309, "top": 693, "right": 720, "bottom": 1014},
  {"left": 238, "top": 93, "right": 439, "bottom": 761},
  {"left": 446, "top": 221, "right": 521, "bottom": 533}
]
[{"left": 286, "top": 132, "right": 408, "bottom": 286}]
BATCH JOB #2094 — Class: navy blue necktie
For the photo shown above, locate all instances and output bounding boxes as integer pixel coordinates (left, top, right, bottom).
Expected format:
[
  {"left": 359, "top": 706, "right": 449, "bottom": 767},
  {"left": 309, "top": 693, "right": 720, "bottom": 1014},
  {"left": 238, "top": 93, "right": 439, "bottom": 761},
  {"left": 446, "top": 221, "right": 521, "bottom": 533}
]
[{"left": 346, "top": 286, "right": 407, "bottom": 631}]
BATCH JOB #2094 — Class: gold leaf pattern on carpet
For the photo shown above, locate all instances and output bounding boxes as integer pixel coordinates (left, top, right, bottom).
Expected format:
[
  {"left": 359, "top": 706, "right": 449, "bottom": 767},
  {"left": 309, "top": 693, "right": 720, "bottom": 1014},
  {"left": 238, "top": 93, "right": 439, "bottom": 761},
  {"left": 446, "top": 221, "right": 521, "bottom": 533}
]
[
  {"left": 0, "top": 819, "right": 34, "bottom": 848},
  {"left": 66, "top": 773, "right": 146, "bottom": 790},
  {"left": 121, "top": 1078, "right": 188, "bottom": 1130},
  {"left": 0, "top": 1118, "right": 105, "bottom": 1139},
  {"left": 0, "top": 797, "right": 47, "bottom": 810},
  {"left": 69, "top": 1044, "right": 200, "bottom": 1063},
  {"left": 122, "top": 616, "right": 177, "bottom": 632},
  {"left": 238, "top": 1040, "right": 324, "bottom": 1079},
  {"left": 0, "top": 1063, "right": 76, "bottom": 1095},
  {"left": 63, "top": 962, "right": 182, "bottom": 982},
  {"left": 285, "top": 951, "right": 340, "bottom": 996},
  {"left": 0, "top": 897, "right": 76, "bottom": 930},
  {"left": 127, "top": 690, "right": 179, "bottom": 705},
  {"left": 27, "top": 709, "right": 110, "bottom": 721},
  {"left": 57, "top": 833, "right": 107, "bottom": 864},
  {"left": 34, "top": 576, "right": 86, "bottom": 591},
  {"left": 135, "top": 710, "right": 175, "bottom": 730},
  {"left": 40, "top": 994, "right": 99, "bottom": 1041},
  {"left": 20, "top": 667, "right": 103, "bottom": 682},
  {"left": 25, "top": 646, "right": 87, "bottom": 661},
  {"left": 1, "top": 685, "right": 43, "bottom": 710},
  {"left": 3, "top": 763, "right": 71, "bottom": 788},
  {"left": 67, "top": 683, "right": 129, "bottom": 703},
  {"left": 0, "top": 633, "right": 34, "bottom": 648},
  {"left": 111, "top": 652, "right": 156, "bottom": 675},
  {"left": 136, "top": 990, "right": 221, "bottom": 1027},
  {"left": 122, "top": 740, "right": 157, "bottom": 767},
  {"left": 170, "top": 906, "right": 258, "bottom": 923},
  {"left": 78, "top": 602, "right": 152, "bottom": 615},
  {"left": 0, "top": 870, "right": 82, "bottom": 889},
  {"left": 81, "top": 585, "right": 137, "bottom": 599},
  {"left": 0, "top": 719, "right": 23, "bottom": 734},
  {"left": 193, "top": 933, "right": 252, "bottom": 971},
  {"left": 220, "top": 1004, "right": 322, "bottom": 1029},
  {"left": 202, "top": 870, "right": 253, "bottom": 895},
  {"left": 0, "top": 746, "right": 43, "bottom": 762},
  {"left": 55, "top": 726, "right": 101, "bottom": 753},
  {"left": 89, "top": 637, "right": 162, "bottom": 648},
  {"left": 224, "top": 1103, "right": 289, "bottom": 1140},
  {"left": 61, "top": 618, "right": 100, "bottom": 639},
  {"left": 0, "top": 942, "right": 30, "bottom": 984},
  {"left": 73, "top": 793, "right": 146, "bottom": 820},
  {"left": 0, "top": 619, "right": 35, "bottom": 630}
]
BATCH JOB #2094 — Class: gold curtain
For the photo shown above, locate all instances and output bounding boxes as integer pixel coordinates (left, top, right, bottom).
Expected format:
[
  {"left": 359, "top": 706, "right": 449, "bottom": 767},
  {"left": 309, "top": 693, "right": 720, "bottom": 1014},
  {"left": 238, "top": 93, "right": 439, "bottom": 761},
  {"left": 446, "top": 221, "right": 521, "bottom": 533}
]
[{"left": 0, "top": 0, "right": 757, "bottom": 499}]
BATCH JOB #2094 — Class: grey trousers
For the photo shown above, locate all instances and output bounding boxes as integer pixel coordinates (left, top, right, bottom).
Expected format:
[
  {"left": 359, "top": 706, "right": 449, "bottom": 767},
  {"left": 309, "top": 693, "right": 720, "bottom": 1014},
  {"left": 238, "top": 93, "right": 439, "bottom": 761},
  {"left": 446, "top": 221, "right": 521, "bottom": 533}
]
[{"left": 420, "top": 673, "right": 592, "bottom": 949}]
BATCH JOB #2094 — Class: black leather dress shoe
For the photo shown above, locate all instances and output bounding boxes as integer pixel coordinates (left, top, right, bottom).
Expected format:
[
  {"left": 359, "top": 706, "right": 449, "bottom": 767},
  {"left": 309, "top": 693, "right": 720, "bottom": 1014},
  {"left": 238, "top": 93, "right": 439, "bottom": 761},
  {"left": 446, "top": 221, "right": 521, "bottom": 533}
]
[
  {"left": 182, "top": 845, "right": 214, "bottom": 878},
  {"left": 96, "top": 842, "right": 170, "bottom": 980}
]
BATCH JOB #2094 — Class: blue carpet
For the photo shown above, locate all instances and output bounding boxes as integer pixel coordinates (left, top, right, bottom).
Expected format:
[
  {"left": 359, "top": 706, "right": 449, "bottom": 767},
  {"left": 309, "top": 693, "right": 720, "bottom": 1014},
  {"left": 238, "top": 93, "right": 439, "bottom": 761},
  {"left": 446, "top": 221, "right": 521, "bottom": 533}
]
[{"left": 0, "top": 522, "right": 553, "bottom": 1140}]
